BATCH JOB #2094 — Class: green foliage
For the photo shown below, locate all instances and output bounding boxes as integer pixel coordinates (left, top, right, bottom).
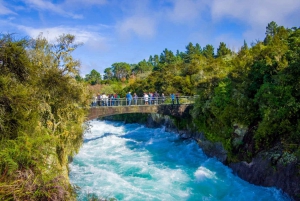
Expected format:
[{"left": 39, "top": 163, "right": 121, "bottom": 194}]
[
  {"left": 85, "top": 69, "right": 102, "bottom": 85},
  {"left": 202, "top": 44, "right": 215, "bottom": 58},
  {"left": 111, "top": 62, "right": 131, "bottom": 80},
  {"left": 217, "top": 42, "right": 232, "bottom": 57},
  {"left": 190, "top": 23, "right": 300, "bottom": 162},
  {"left": 0, "top": 33, "right": 89, "bottom": 200}
]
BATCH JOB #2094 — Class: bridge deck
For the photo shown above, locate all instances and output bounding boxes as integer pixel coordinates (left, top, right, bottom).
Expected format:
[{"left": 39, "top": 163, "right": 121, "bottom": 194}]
[{"left": 90, "top": 96, "right": 196, "bottom": 107}]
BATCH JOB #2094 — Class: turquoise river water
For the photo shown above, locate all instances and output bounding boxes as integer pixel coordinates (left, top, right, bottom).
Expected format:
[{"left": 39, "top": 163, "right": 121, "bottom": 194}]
[{"left": 69, "top": 120, "right": 292, "bottom": 201}]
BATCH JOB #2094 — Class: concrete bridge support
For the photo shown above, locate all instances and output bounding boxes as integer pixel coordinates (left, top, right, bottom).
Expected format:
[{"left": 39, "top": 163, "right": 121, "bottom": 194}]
[{"left": 87, "top": 104, "right": 193, "bottom": 121}]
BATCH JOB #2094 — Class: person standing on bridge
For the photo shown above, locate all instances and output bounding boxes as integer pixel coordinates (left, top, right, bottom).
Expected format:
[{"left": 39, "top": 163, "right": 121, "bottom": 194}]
[
  {"left": 97, "top": 94, "right": 101, "bottom": 106},
  {"left": 126, "top": 92, "right": 132, "bottom": 106},
  {"left": 171, "top": 93, "right": 175, "bottom": 105},
  {"left": 161, "top": 93, "right": 165, "bottom": 104},
  {"left": 148, "top": 92, "right": 152, "bottom": 105},
  {"left": 117, "top": 94, "right": 120, "bottom": 106},
  {"left": 176, "top": 92, "right": 180, "bottom": 105},
  {"left": 102, "top": 93, "right": 108, "bottom": 106},
  {"left": 154, "top": 91, "right": 159, "bottom": 105},
  {"left": 133, "top": 93, "right": 138, "bottom": 105},
  {"left": 144, "top": 93, "right": 149, "bottom": 105}
]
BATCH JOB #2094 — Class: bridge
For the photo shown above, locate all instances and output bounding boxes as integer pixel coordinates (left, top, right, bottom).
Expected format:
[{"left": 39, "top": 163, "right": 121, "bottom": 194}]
[{"left": 87, "top": 96, "right": 196, "bottom": 120}]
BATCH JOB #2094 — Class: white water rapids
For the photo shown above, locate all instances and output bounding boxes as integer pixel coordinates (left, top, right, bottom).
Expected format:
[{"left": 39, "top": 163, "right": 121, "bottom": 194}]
[{"left": 69, "top": 120, "right": 291, "bottom": 201}]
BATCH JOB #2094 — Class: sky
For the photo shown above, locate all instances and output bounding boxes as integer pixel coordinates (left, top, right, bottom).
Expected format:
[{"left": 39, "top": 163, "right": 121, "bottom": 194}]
[{"left": 1, "top": 0, "right": 300, "bottom": 77}]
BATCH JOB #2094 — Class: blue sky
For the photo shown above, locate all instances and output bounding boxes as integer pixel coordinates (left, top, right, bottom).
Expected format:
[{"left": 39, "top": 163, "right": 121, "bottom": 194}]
[{"left": 1, "top": 0, "right": 300, "bottom": 77}]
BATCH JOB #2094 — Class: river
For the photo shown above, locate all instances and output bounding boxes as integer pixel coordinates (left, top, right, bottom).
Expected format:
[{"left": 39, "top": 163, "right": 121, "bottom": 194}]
[{"left": 69, "top": 120, "right": 291, "bottom": 201}]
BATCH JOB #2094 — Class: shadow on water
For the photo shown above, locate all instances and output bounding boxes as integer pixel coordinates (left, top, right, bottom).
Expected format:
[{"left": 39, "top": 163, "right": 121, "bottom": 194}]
[{"left": 84, "top": 133, "right": 113, "bottom": 143}]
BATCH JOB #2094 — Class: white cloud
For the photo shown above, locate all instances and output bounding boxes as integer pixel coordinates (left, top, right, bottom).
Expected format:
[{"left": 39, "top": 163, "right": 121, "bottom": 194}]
[
  {"left": 23, "top": 0, "right": 82, "bottom": 19},
  {"left": 212, "top": 0, "right": 300, "bottom": 25},
  {"left": 0, "top": 0, "right": 16, "bottom": 15},
  {"left": 214, "top": 2, "right": 299, "bottom": 27},
  {"left": 64, "top": 0, "right": 107, "bottom": 7},
  {"left": 117, "top": 16, "right": 156, "bottom": 39},
  {"left": 210, "top": 0, "right": 300, "bottom": 43},
  {"left": 166, "top": 0, "right": 208, "bottom": 23},
  {"left": 17, "top": 25, "right": 109, "bottom": 51}
]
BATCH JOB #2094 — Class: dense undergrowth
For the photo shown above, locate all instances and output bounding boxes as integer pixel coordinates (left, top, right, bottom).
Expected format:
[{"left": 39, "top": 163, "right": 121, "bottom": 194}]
[{"left": 0, "top": 34, "right": 90, "bottom": 200}]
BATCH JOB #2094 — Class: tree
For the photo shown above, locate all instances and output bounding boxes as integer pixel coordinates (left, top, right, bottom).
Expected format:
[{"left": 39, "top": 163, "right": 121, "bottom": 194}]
[
  {"left": 184, "top": 42, "right": 202, "bottom": 62},
  {"left": 52, "top": 34, "right": 82, "bottom": 75},
  {"left": 203, "top": 44, "right": 215, "bottom": 58},
  {"left": 133, "top": 60, "right": 152, "bottom": 74},
  {"left": 185, "top": 42, "right": 202, "bottom": 56},
  {"left": 103, "top": 67, "right": 113, "bottom": 80},
  {"left": 266, "top": 21, "right": 278, "bottom": 37},
  {"left": 0, "top": 33, "right": 89, "bottom": 200},
  {"left": 241, "top": 40, "right": 249, "bottom": 51},
  {"left": 159, "top": 48, "right": 176, "bottom": 64},
  {"left": 217, "top": 42, "right": 232, "bottom": 57},
  {"left": 264, "top": 21, "right": 279, "bottom": 44},
  {"left": 111, "top": 62, "right": 131, "bottom": 80},
  {"left": 85, "top": 69, "right": 101, "bottom": 85},
  {"left": 183, "top": 55, "right": 201, "bottom": 83}
]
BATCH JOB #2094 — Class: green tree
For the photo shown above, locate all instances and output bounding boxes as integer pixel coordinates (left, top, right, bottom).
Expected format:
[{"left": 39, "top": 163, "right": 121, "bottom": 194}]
[
  {"left": 133, "top": 60, "right": 152, "bottom": 74},
  {"left": 0, "top": 33, "right": 89, "bottom": 200},
  {"left": 85, "top": 69, "right": 101, "bottom": 85},
  {"left": 159, "top": 48, "right": 176, "bottom": 64},
  {"left": 203, "top": 44, "right": 215, "bottom": 58},
  {"left": 104, "top": 67, "right": 113, "bottom": 80},
  {"left": 264, "top": 21, "right": 278, "bottom": 44},
  {"left": 111, "top": 62, "right": 131, "bottom": 80},
  {"left": 217, "top": 42, "right": 232, "bottom": 57},
  {"left": 266, "top": 21, "right": 278, "bottom": 37},
  {"left": 52, "top": 34, "right": 82, "bottom": 75}
]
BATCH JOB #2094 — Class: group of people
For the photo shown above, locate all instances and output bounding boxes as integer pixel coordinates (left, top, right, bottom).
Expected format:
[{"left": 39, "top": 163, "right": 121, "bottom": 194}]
[
  {"left": 142, "top": 92, "right": 165, "bottom": 105},
  {"left": 92, "top": 92, "right": 180, "bottom": 106},
  {"left": 93, "top": 93, "right": 121, "bottom": 107}
]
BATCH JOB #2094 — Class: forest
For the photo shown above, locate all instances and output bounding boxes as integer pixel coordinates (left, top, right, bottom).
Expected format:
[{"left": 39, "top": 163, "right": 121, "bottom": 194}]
[
  {"left": 85, "top": 21, "right": 300, "bottom": 163},
  {"left": 0, "top": 21, "right": 299, "bottom": 200}
]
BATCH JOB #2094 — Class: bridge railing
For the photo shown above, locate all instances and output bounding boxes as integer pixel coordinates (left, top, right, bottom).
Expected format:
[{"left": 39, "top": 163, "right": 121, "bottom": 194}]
[{"left": 90, "top": 96, "right": 198, "bottom": 107}]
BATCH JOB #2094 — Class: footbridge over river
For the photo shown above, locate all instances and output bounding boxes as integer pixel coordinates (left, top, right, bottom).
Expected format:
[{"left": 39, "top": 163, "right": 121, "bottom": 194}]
[{"left": 87, "top": 96, "right": 196, "bottom": 121}]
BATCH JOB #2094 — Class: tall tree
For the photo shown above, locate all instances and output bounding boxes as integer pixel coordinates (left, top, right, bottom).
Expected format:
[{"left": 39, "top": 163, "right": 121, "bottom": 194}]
[
  {"left": 103, "top": 67, "right": 113, "bottom": 80},
  {"left": 111, "top": 62, "right": 131, "bottom": 80},
  {"left": 85, "top": 69, "right": 101, "bottom": 85},
  {"left": 159, "top": 48, "right": 176, "bottom": 64},
  {"left": 217, "top": 42, "right": 232, "bottom": 57},
  {"left": 264, "top": 21, "right": 279, "bottom": 44},
  {"left": 52, "top": 34, "right": 82, "bottom": 75},
  {"left": 203, "top": 44, "right": 215, "bottom": 58},
  {"left": 265, "top": 21, "right": 278, "bottom": 37}
]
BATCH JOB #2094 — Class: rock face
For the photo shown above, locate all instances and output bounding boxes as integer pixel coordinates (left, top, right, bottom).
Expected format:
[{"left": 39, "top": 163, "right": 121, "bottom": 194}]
[
  {"left": 229, "top": 150, "right": 300, "bottom": 201},
  {"left": 146, "top": 114, "right": 300, "bottom": 201}
]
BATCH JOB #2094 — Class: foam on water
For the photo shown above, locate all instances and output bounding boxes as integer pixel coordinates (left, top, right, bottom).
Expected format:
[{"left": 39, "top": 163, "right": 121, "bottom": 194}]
[{"left": 69, "top": 120, "right": 292, "bottom": 201}]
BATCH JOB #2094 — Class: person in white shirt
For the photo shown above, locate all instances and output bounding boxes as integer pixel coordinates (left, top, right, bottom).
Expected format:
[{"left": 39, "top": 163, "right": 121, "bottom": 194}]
[{"left": 144, "top": 93, "right": 149, "bottom": 105}]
